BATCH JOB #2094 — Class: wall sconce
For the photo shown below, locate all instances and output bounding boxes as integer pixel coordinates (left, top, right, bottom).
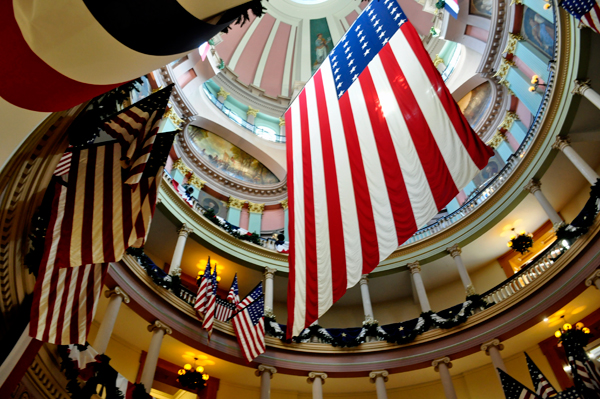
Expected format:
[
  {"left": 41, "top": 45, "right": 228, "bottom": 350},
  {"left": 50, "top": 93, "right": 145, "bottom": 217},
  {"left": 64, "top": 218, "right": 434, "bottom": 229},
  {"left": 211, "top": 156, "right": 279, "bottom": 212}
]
[{"left": 529, "top": 75, "right": 547, "bottom": 92}]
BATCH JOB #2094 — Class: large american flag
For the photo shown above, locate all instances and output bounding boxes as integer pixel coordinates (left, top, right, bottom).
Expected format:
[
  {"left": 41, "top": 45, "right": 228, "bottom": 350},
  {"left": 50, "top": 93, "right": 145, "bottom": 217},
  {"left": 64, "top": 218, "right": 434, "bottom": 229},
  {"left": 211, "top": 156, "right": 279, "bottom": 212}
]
[
  {"left": 525, "top": 353, "right": 557, "bottom": 398},
  {"left": 561, "top": 0, "right": 600, "bottom": 34},
  {"left": 194, "top": 258, "right": 212, "bottom": 315},
  {"left": 231, "top": 295, "right": 265, "bottom": 362},
  {"left": 285, "top": 0, "right": 494, "bottom": 337},
  {"left": 498, "top": 369, "right": 542, "bottom": 399}
]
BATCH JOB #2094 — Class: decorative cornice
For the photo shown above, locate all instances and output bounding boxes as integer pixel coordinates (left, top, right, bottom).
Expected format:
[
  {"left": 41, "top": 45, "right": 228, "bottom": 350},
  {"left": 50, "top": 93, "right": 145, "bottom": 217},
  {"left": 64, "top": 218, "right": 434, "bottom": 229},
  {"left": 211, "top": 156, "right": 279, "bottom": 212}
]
[
  {"left": 502, "top": 33, "right": 523, "bottom": 55},
  {"left": 228, "top": 196, "right": 246, "bottom": 210},
  {"left": 178, "top": 223, "right": 193, "bottom": 237},
  {"left": 217, "top": 87, "right": 230, "bottom": 100},
  {"left": 432, "top": 357, "right": 453, "bottom": 371},
  {"left": 585, "top": 269, "right": 600, "bottom": 289},
  {"left": 307, "top": 372, "right": 328, "bottom": 384},
  {"left": 148, "top": 320, "right": 173, "bottom": 335},
  {"left": 408, "top": 261, "right": 421, "bottom": 274},
  {"left": 524, "top": 178, "right": 542, "bottom": 195},
  {"left": 572, "top": 79, "right": 591, "bottom": 96},
  {"left": 446, "top": 245, "right": 462, "bottom": 258},
  {"left": 466, "top": 284, "right": 477, "bottom": 297},
  {"left": 171, "top": 159, "right": 191, "bottom": 175},
  {"left": 264, "top": 267, "right": 277, "bottom": 279},
  {"left": 187, "top": 173, "right": 206, "bottom": 190},
  {"left": 481, "top": 338, "right": 504, "bottom": 354},
  {"left": 248, "top": 201, "right": 265, "bottom": 214},
  {"left": 105, "top": 286, "right": 130, "bottom": 304},
  {"left": 255, "top": 364, "right": 278, "bottom": 377},
  {"left": 247, "top": 106, "right": 260, "bottom": 117},
  {"left": 552, "top": 135, "right": 571, "bottom": 151},
  {"left": 493, "top": 58, "right": 516, "bottom": 84},
  {"left": 369, "top": 370, "right": 389, "bottom": 383},
  {"left": 280, "top": 199, "right": 289, "bottom": 210},
  {"left": 498, "top": 111, "right": 520, "bottom": 131}
]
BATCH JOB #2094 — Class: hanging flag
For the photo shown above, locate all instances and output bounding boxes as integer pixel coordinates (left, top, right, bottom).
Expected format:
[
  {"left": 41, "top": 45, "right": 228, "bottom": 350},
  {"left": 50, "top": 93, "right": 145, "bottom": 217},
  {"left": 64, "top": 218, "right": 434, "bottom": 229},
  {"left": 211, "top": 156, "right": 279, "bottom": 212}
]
[
  {"left": 238, "top": 282, "right": 263, "bottom": 310},
  {"left": 525, "top": 353, "right": 558, "bottom": 399},
  {"left": 498, "top": 369, "right": 542, "bottom": 399},
  {"left": 227, "top": 274, "right": 240, "bottom": 305},
  {"left": 556, "top": 387, "right": 585, "bottom": 399},
  {"left": 563, "top": 331, "right": 600, "bottom": 395},
  {"left": 195, "top": 258, "right": 212, "bottom": 315},
  {"left": 215, "top": 297, "right": 237, "bottom": 322},
  {"left": 199, "top": 42, "right": 211, "bottom": 61},
  {"left": 0, "top": 0, "right": 267, "bottom": 112},
  {"left": 285, "top": 0, "right": 494, "bottom": 338},
  {"left": 561, "top": 0, "right": 600, "bottom": 34},
  {"left": 444, "top": 0, "right": 460, "bottom": 19},
  {"left": 231, "top": 295, "right": 265, "bottom": 362},
  {"left": 201, "top": 267, "right": 218, "bottom": 338}
]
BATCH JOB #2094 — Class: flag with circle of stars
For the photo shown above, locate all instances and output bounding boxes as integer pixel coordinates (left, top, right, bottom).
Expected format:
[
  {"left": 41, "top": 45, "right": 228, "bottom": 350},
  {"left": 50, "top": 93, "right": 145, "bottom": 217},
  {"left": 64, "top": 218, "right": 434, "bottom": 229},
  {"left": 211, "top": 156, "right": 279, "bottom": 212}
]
[
  {"left": 561, "top": 0, "right": 600, "bottom": 34},
  {"left": 329, "top": 0, "right": 407, "bottom": 99},
  {"left": 525, "top": 352, "right": 557, "bottom": 398},
  {"left": 498, "top": 368, "right": 542, "bottom": 399}
]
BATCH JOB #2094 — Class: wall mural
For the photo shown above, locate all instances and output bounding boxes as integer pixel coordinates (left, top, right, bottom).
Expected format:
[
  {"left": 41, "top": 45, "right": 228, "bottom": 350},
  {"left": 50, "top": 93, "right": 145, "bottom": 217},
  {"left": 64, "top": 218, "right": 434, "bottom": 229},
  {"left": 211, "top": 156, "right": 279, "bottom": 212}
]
[
  {"left": 470, "top": 0, "right": 493, "bottom": 17},
  {"left": 188, "top": 125, "right": 280, "bottom": 185},
  {"left": 456, "top": 81, "right": 493, "bottom": 129},
  {"left": 310, "top": 18, "right": 333, "bottom": 74},
  {"left": 521, "top": 6, "right": 555, "bottom": 59}
]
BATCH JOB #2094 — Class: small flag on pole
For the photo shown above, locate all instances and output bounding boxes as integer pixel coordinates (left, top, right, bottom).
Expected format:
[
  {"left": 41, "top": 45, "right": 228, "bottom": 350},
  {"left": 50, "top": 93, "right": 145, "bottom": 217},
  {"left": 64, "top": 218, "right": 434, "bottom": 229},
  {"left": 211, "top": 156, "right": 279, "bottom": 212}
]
[
  {"left": 195, "top": 258, "right": 212, "bottom": 315},
  {"left": 498, "top": 368, "right": 542, "bottom": 399},
  {"left": 231, "top": 295, "right": 265, "bottom": 362},
  {"left": 227, "top": 274, "right": 240, "bottom": 306},
  {"left": 238, "top": 282, "right": 263, "bottom": 310},
  {"left": 201, "top": 267, "right": 218, "bottom": 338},
  {"left": 525, "top": 353, "right": 557, "bottom": 399},
  {"left": 561, "top": 0, "right": 600, "bottom": 34}
]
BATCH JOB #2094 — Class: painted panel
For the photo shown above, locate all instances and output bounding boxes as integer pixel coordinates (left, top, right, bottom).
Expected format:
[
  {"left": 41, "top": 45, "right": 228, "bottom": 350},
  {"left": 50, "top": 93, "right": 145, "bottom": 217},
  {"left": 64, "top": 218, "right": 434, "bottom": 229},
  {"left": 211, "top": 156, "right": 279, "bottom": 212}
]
[
  {"left": 310, "top": 18, "right": 333, "bottom": 74},
  {"left": 188, "top": 126, "right": 280, "bottom": 185},
  {"left": 470, "top": 0, "right": 493, "bottom": 17},
  {"left": 456, "top": 81, "right": 493, "bottom": 128},
  {"left": 521, "top": 6, "right": 555, "bottom": 59},
  {"left": 235, "top": 14, "right": 276, "bottom": 84},
  {"left": 261, "top": 22, "right": 292, "bottom": 97},
  {"left": 197, "top": 191, "right": 227, "bottom": 219},
  {"left": 218, "top": 14, "right": 257, "bottom": 64}
]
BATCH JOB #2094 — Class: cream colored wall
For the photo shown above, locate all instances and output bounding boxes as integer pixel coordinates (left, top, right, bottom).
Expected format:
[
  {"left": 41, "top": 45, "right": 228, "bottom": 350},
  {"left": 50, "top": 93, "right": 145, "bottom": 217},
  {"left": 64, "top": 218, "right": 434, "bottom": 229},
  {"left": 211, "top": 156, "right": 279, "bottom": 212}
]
[
  {"left": 470, "top": 259, "right": 507, "bottom": 293},
  {"left": 558, "top": 162, "right": 600, "bottom": 222}
]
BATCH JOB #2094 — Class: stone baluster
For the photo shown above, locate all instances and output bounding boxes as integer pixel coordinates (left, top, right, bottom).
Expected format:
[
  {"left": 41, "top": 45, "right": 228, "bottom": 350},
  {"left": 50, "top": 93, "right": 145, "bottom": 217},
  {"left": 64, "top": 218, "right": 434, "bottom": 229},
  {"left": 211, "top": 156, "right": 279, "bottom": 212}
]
[
  {"left": 408, "top": 262, "right": 431, "bottom": 313},
  {"left": 432, "top": 357, "right": 457, "bottom": 399},
  {"left": 524, "top": 179, "right": 563, "bottom": 227},
  {"left": 552, "top": 136, "right": 599, "bottom": 185},
  {"left": 585, "top": 269, "right": 600, "bottom": 290},
  {"left": 369, "top": 370, "right": 389, "bottom": 399},
  {"left": 170, "top": 224, "right": 193, "bottom": 276},
  {"left": 307, "top": 372, "right": 328, "bottom": 399},
  {"left": 92, "top": 287, "right": 130, "bottom": 354},
  {"left": 255, "top": 365, "right": 277, "bottom": 399},
  {"left": 446, "top": 245, "right": 476, "bottom": 296},
  {"left": 140, "top": 321, "right": 172, "bottom": 393},
  {"left": 572, "top": 79, "right": 600, "bottom": 111},
  {"left": 481, "top": 339, "right": 506, "bottom": 384},
  {"left": 264, "top": 267, "right": 276, "bottom": 317}
]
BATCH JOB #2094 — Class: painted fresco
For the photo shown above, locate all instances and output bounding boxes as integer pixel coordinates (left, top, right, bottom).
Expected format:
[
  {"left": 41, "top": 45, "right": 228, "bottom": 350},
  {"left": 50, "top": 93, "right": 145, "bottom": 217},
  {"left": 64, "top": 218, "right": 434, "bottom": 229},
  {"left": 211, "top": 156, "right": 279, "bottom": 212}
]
[
  {"left": 521, "top": 6, "right": 554, "bottom": 59},
  {"left": 473, "top": 154, "right": 505, "bottom": 187},
  {"left": 197, "top": 191, "right": 227, "bottom": 218},
  {"left": 456, "top": 81, "right": 493, "bottom": 128},
  {"left": 470, "top": 0, "right": 493, "bottom": 17},
  {"left": 310, "top": 18, "right": 333, "bottom": 74},
  {"left": 188, "top": 125, "right": 280, "bottom": 185}
]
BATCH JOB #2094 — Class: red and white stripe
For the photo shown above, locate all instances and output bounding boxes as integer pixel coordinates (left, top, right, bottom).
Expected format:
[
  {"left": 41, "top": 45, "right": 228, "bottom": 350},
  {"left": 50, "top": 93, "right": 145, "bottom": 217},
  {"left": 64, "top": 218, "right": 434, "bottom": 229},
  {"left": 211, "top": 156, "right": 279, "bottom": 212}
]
[
  {"left": 202, "top": 283, "right": 217, "bottom": 338},
  {"left": 582, "top": 4, "right": 600, "bottom": 34},
  {"left": 53, "top": 150, "right": 73, "bottom": 177},
  {"left": 536, "top": 378, "right": 556, "bottom": 398},
  {"left": 573, "top": 359, "right": 597, "bottom": 391},
  {"left": 285, "top": 19, "right": 493, "bottom": 337},
  {"left": 215, "top": 298, "right": 235, "bottom": 321},
  {"left": 231, "top": 310, "right": 265, "bottom": 363},
  {"left": 30, "top": 182, "right": 107, "bottom": 344}
]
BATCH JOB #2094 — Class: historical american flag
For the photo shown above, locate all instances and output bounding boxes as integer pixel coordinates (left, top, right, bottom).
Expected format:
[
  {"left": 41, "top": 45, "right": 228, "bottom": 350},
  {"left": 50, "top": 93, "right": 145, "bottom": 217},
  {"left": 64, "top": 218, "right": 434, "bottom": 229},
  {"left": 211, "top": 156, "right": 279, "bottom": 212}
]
[
  {"left": 238, "top": 282, "right": 263, "bottom": 310},
  {"left": 561, "top": 0, "right": 600, "bottom": 34},
  {"left": 525, "top": 353, "right": 557, "bottom": 398},
  {"left": 227, "top": 274, "right": 240, "bottom": 305},
  {"left": 201, "top": 267, "right": 218, "bottom": 338},
  {"left": 563, "top": 332, "right": 600, "bottom": 395},
  {"left": 215, "top": 297, "right": 236, "bottom": 322},
  {"left": 556, "top": 387, "right": 583, "bottom": 399},
  {"left": 231, "top": 295, "right": 265, "bottom": 362},
  {"left": 444, "top": 0, "right": 460, "bottom": 18},
  {"left": 103, "top": 85, "right": 173, "bottom": 186},
  {"left": 194, "top": 258, "right": 212, "bottom": 315},
  {"left": 499, "top": 369, "right": 542, "bottom": 399},
  {"left": 285, "top": 0, "right": 494, "bottom": 337}
]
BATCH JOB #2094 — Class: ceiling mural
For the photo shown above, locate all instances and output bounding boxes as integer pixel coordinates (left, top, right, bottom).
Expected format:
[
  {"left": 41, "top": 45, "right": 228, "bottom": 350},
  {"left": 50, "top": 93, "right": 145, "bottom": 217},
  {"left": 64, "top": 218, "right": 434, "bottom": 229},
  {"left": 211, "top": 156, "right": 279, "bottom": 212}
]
[
  {"left": 457, "top": 81, "right": 494, "bottom": 128},
  {"left": 188, "top": 126, "right": 280, "bottom": 185}
]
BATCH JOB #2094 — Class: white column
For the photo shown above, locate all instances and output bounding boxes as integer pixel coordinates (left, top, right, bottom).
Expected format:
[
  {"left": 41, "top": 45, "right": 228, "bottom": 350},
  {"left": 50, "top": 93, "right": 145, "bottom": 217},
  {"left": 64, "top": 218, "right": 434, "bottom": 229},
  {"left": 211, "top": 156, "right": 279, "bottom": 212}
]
[
  {"left": 369, "top": 370, "right": 389, "bottom": 399},
  {"left": 170, "top": 224, "right": 193, "bottom": 276},
  {"left": 481, "top": 339, "right": 506, "bottom": 384},
  {"left": 552, "top": 136, "right": 599, "bottom": 185},
  {"left": 408, "top": 262, "right": 431, "bottom": 313},
  {"left": 140, "top": 320, "right": 172, "bottom": 393},
  {"left": 446, "top": 245, "right": 476, "bottom": 296},
  {"left": 524, "top": 179, "right": 563, "bottom": 226},
  {"left": 432, "top": 357, "right": 457, "bottom": 399},
  {"left": 255, "top": 365, "right": 277, "bottom": 399},
  {"left": 92, "top": 287, "right": 130, "bottom": 354},
  {"left": 307, "top": 372, "right": 328, "bottom": 399},
  {"left": 360, "top": 275, "right": 375, "bottom": 321},
  {"left": 279, "top": 118, "right": 286, "bottom": 137},
  {"left": 585, "top": 269, "right": 600, "bottom": 290},
  {"left": 573, "top": 79, "right": 600, "bottom": 111},
  {"left": 264, "top": 267, "right": 276, "bottom": 317}
]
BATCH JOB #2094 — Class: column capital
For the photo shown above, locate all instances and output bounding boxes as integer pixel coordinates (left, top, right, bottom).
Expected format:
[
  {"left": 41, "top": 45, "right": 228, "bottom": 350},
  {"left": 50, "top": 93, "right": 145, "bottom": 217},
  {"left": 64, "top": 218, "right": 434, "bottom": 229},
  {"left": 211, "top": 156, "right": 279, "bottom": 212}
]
[
  {"left": 481, "top": 338, "right": 504, "bottom": 354},
  {"left": 148, "top": 320, "right": 173, "bottom": 336},
  {"left": 187, "top": 174, "right": 206, "bottom": 190},
  {"left": 172, "top": 159, "right": 191, "bottom": 175},
  {"left": 433, "top": 54, "right": 444, "bottom": 67},
  {"left": 279, "top": 117, "right": 286, "bottom": 127},
  {"left": 248, "top": 201, "right": 265, "bottom": 214},
  {"left": 247, "top": 106, "right": 260, "bottom": 117},
  {"left": 498, "top": 111, "right": 519, "bottom": 131},
  {"left": 446, "top": 245, "right": 462, "bottom": 258},
  {"left": 369, "top": 370, "right": 389, "bottom": 383},
  {"left": 104, "top": 286, "right": 130, "bottom": 304},
  {"left": 585, "top": 269, "right": 600, "bottom": 289},
  {"left": 228, "top": 196, "right": 245, "bottom": 210},
  {"left": 178, "top": 223, "right": 193, "bottom": 237},
  {"left": 572, "top": 79, "right": 591, "bottom": 96},
  {"left": 432, "top": 357, "right": 453, "bottom": 372},
  {"left": 217, "top": 87, "right": 230, "bottom": 100},
  {"left": 280, "top": 199, "right": 289, "bottom": 210},
  {"left": 307, "top": 372, "right": 328, "bottom": 384},
  {"left": 264, "top": 267, "right": 277, "bottom": 279},
  {"left": 524, "top": 178, "right": 542, "bottom": 194},
  {"left": 360, "top": 274, "right": 369, "bottom": 285},
  {"left": 255, "top": 364, "right": 277, "bottom": 378},
  {"left": 502, "top": 33, "right": 523, "bottom": 55},
  {"left": 551, "top": 135, "right": 572, "bottom": 151},
  {"left": 408, "top": 261, "right": 421, "bottom": 274}
]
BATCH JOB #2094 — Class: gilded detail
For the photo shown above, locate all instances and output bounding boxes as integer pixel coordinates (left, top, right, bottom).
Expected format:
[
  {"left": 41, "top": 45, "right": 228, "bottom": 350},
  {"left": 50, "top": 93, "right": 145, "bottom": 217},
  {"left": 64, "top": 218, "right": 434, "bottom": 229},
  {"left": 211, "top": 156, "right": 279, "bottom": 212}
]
[
  {"left": 172, "top": 159, "right": 191, "bottom": 175},
  {"left": 498, "top": 111, "right": 519, "bottom": 131},
  {"left": 433, "top": 54, "right": 444, "bottom": 67},
  {"left": 187, "top": 173, "right": 206, "bottom": 189},
  {"left": 248, "top": 201, "right": 265, "bottom": 214},
  {"left": 165, "top": 106, "right": 185, "bottom": 127},
  {"left": 279, "top": 117, "right": 286, "bottom": 127},
  {"left": 228, "top": 196, "right": 245, "bottom": 210},
  {"left": 247, "top": 106, "right": 260, "bottom": 117},
  {"left": 493, "top": 58, "right": 515, "bottom": 85},
  {"left": 217, "top": 87, "right": 230, "bottom": 100},
  {"left": 487, "top": 132, "right": 507, "bottom": 149},
  {"left": 280, "top": 199, "right": 289, "bottom": 210},
  {"left": 502, "top": 33, "right": 523, "bottom": 55}
]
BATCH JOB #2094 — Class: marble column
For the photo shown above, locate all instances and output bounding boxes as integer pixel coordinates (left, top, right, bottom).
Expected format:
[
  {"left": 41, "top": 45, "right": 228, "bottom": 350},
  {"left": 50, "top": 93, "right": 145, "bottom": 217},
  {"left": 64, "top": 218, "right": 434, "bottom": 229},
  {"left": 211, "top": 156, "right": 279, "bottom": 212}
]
[
  {"left": 585, "top": 269, "right": 600, "bottom": 290},
  {"left": 552, "top": 136, "right": 600, "bottom": 185},
  {"left": 446, "top": 245, "right": 476, "bottom": 296},
  {"left": 524, "top": 179, "right": 563, "bottom": 226},
  {"left": 408, "top": 262, "right": 431, "bottom": 313},
  {"left": 92, "top": 287, "right": 130, "bottom": 354},
  {"left": 360, "top": 275, "right": 375, "bottom": 321},
  {"left": 255, "top": 365, "right": 277, "bottom": 399},
  {"left": 572, "top": 79, "right": 600, "bottom": 111},
  {"left": 264, "top": 267, "right": 276, "bottom": 317},
  {"left": 140, "top": 321, "right": 172, "bottom": 393},
  {"left": 227, "top": 197, "right": 245, "bottom": 226},
  {"left": 432, "top": 357, "right": 457, "bottom": 399},
  {"left": 481, "top": 339, "right": 506, "bottom": 384},
  {"left": 280, "top": 199, "right": 289, "bottom": 241},
  {"left": 369, "top": 370, "right": 389, "bottom": 399},
  {"left": 248, "top": 202, "right": 265, "bottom": 235},
  {"left": 170, "top": 224, "right": 193, "bottom": 276},
  {"left": 307, "top": 372, "right": 328, "bottom": 399}
]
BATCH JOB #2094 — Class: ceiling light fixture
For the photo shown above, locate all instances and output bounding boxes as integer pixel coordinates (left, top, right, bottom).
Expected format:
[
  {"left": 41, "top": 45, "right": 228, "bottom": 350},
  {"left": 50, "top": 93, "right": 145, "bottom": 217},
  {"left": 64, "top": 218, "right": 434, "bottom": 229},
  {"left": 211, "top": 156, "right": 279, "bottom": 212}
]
[{"left": 177, "top": 357, "right": 209, "bottom": 392}]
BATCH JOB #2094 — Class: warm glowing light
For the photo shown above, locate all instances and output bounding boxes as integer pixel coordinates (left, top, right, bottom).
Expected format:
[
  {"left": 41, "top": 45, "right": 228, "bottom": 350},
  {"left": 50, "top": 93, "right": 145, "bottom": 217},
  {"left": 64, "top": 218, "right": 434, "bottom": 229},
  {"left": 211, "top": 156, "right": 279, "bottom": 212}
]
[
  {"left": 555, "top": 330, "right": 562, "bottom": 338},
  {"left": 178, "top": 369, "right": 185, "bottom": 375},
  {"left": 196, "top": 366, "right": 204, "bottom": 373},
  {"left": 543, "top": 3, "right": 551, "bottom": 9},
  {"left": 576, "top": 322, "right": 584, "bottom": 330},
  {"left": 217, "top": 276, "right": 222, "bottom": 282},
  {"left": 563, "top": 323, "right": 572, "bottom": 330},
  {"left": 543, "top": 317, "right": 549, "bottom": 322},
  {"left": 529, "top": 86, "right": 536, "bottom": 92},
  {"left": 562, "top": 240, "right": 570, "bottom": 249},
  {"left": 507, "top": 242, "right": 512, "bottom": 247},
  {"left": 184, "top": 364, "right": 192, "bottom": 370},
  {"left": 202, "top": 374, "right": 210, "bottom": 380},
  {"left": 583, "top": 327, "right": 591, "bottom": 334},
  {"left": 530, "top": 75, "right": 539, "bottom": 84}
]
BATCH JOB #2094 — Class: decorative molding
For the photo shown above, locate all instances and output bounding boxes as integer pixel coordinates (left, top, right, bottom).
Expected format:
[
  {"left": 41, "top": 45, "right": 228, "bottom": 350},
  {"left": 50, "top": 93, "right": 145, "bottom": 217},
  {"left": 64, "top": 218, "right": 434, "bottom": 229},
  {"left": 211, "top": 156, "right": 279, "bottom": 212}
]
[
  {"left": 228, "top": 196, "right": 246, "bottom": 210},
  {"left": 487, "top": 131, "right": 507, "bottom": 149},
  {"left": 247, "top": 106, "right": 260, "bottom": 117},
  {"left": 178, "top": 223, "right": 194, "bottom": 237},
  {"left": 493, "top": 58, "right": 516, "bottom": 84},
  {"left": 572, "top": 79, "right": 591, "bottom": 96},
  {"left": 510, "top": 0, "right": 522, "bottom": 5},
  {"left": 498, "top": 111, "right": 520, "bottom": 131},
  {"left": 148, "top": 320, "right": 173, "bottom": 335},
  {"left": 502, "top": 33, "right": 523, "bottom": 55},
  {"left": 552, "top": 135, "right": 572, "bottom": 151},
  {"left": 280, "top": 199, "right": 289, "bottom": 210},
  {"left": 408, "top": 261, "right": 421, "bottom": 274},
  {"left": 264, "top": 267, "right": 277, "bottom": 279},
  {"left": 105, "top": 286, "right": 130, "bottom": 304},
  {"left": 171, "top": 159, "right": 191, "bottom": 175},
  {"left": 157, "top": 66, "right": 197, "bottom": 121},
  {"left": 248, "top": 201, "right": 265, "bottom": 214},
  {"left": 477, "top": 0, "right": 509, "bottom": 74},
  {"left": 307, "top": 372, "right": 328, "bottom": 384},
  {"left": 369, "top": 370, "right": 389, "bottom": 383},
  {"left": 187, "top": 173, "right": 206, "bottom": 190},
  {"left": 217, "top": 87, "right": 230, "bottom": 100},
  {"left": 446, "top": 245, "right": 462, "bottom": 258},
  {"left": 165, "top": 105, "right": 185, "bottom": 128},
  {"left": 279, "top": 117, "right": 286, "bottom": 127},
  {"left": 524, "top": 179, "right": 542, "bottom": 195},
  {"left": 255, "top": 364, "right": 278, "bottom": 378},
  {"left": 481, "top": 338, "right": 504, "bottom": 354},
  {"left": 585, "top": 269, "right": 600, "bottom": 289},
  {"left": 432, "top": 356, "right": 453, "bottom": 371}
]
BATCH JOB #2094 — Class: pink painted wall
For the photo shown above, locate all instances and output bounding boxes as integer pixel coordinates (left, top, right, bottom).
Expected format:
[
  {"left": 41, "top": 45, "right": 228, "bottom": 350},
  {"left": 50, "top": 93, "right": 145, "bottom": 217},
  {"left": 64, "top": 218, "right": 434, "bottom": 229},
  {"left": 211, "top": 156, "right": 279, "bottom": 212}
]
[
  {"left": 505, "top": 131, "right": 520, "bottom": 152},
  {"left": 235, "top": 14, "right": 276, "bottom": 85},
  {"left": 260, "top": 22, "right": 292, "bottom": 97},
  {"left": 177, "top": 68, "right": 197, "bottom": 88},
  {"left": 465, "top": 25, "right": 489, "bottom": 42},
  {"left": 346, "top": 11, "right": 359, "bottom": 27},
  {"left": 218, "top": 14, "right": 257, "bottom": 65},
  {"left": 359, "top": 1, "right": 368, "bottom": 10},
  {"left": 515, "top": 99, "right": 533, "bottom": 127},
  {"left": 165, "top": 155, "right": 174, "bottom": 173},
  {"left": 287, "top": 29, "right": 297, "bottom": 96},
  {"left": 261, "top": 208, "right": 285, "bottom": 231},
  {"left": 240, "top": 208, "right": 249, "bottom": 230},
  {"left": 397, "top": 0, "right": 437, "bottom": 37}
]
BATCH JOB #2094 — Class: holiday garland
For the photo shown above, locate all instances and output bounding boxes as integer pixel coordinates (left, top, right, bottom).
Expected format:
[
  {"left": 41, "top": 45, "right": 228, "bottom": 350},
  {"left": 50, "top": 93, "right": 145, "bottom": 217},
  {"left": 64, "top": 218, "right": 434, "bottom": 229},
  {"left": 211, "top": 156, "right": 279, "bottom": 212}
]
[{"left": 202, "top": 208, "right": 262, "bottom": 245}]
